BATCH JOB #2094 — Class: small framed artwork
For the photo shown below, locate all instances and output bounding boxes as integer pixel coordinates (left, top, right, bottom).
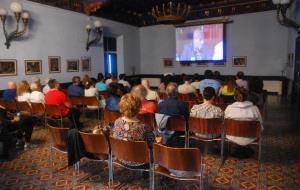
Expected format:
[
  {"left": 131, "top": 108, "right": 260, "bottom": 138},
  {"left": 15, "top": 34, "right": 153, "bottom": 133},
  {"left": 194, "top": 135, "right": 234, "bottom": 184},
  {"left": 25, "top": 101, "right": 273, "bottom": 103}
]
[
  {"left": 232, "top": 56, "right": 247, "bottom": 67},
  {"left": 48, "top": 56, "right": 61, "bottom": 73},
  {"left": 0, "top": 59, "right": 17, "bottom": 76},
  {"left": 81, "top": 56, "right": 91, "bottom": 71},
  {"left": 67, "top": 59, "right": 79, "bottom": 72},
  {"left": 163, "top": 58, "right": 174, "bottom": 67},
  {"left": 25, "top": 60, "right": 42, "bottom": 75}
]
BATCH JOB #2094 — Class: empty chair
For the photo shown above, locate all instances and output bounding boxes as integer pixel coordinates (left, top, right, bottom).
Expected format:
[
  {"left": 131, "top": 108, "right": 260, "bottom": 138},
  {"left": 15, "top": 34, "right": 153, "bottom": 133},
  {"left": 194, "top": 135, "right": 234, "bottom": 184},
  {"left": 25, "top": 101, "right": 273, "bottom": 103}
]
[
  {"left": 138, "top": 113, "right": 156, "bottom": 129},
  {"left": 152, "top": 143, "right": 206, "bottom": 190},
  {"left": 103, "top": 110, "right": 121, "bottom": 126},
  {"left": 83, "top": 96, "right": 100, "bottom": 120},
  {"left": 17, "top": 101, "right": 32, "bottom": 115},
  {"left": 222, "top": 119, "right": 262, "bottom": 162},
  {"left": 109, "top": 136, "right": 153, "bottom": 189}
]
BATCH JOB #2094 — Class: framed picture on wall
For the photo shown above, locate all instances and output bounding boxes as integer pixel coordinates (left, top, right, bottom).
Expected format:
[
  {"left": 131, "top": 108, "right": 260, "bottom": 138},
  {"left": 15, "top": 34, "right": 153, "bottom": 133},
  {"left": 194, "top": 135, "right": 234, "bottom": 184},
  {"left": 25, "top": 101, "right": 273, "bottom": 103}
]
[
  {"left": 67, "top": 59, "right": 79, "bottom": 72},
  {"left": 81, "top": 56, "right": 91, "bottom": 71},
  {"left": 25, "top": 60, "right": 42, "bottom": 75},
  {"left": 232, "top": 56, "right": 247, "bottom": 67},
  {"left": 163, "top": 58, "right": 174, "bottom": 67},
  {"left": 0, "top": 59, "right": 17, "bottom": 76},
  {"left": 48, "top": 56, "right": 61, "bottom": 73}
]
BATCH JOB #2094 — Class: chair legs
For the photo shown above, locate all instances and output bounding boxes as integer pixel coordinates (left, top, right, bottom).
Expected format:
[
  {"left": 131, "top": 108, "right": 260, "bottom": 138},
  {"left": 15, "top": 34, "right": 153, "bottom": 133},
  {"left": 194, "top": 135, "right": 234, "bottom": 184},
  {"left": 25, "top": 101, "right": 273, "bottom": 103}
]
[{"left": 108, "top": 154, "right": 113, "bottom": 186}]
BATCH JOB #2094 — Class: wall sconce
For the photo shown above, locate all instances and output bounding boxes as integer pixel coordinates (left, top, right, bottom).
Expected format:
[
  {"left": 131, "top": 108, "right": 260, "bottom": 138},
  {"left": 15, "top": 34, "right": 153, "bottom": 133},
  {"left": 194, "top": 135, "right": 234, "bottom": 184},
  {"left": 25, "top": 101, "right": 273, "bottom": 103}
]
[
  {"left": 86, "top": 20, "right": 102, "bottom": 51},
  {"left": 0, "top": 2, "right": 30, "bottom": 49},
  {"left": 272, "top": 0, "right": 299, "bottom": 31}
]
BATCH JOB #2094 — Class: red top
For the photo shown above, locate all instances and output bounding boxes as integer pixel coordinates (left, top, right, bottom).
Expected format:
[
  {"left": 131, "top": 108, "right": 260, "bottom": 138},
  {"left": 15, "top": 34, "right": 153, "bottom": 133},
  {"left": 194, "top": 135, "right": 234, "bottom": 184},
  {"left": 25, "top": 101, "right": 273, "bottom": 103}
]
[
  {"left": 140, "top": 100, "right": 157, "bottom": 114},
  {"left": 45, "top": 89, "right": 70, "bottom": 117}
]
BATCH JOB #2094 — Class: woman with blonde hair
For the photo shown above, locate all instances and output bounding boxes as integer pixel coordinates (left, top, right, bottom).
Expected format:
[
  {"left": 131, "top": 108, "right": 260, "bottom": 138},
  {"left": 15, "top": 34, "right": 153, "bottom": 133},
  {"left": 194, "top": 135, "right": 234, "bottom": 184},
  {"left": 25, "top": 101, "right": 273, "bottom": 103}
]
[
  {"left": 30, "top": 82, "right": 44, "bottom": 103},
  {"left": 17, "top": 80, "right": 31, "bottom": 102}
]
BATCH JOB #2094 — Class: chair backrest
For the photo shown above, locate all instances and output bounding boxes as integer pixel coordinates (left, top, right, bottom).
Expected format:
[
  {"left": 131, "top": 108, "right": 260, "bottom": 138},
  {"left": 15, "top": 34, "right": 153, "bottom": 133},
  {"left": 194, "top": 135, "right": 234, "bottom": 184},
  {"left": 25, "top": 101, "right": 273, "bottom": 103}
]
[
  {"left": 166, "top": 116, "right": 186, "bottom": 132},
  {"left": 103, "top": 110, "right": 121, "bottom": 124},
  {"left": 138, "top": 113, "right": 156, "bottom": 129},
  {"left": 186, "top": 100, "right": 199, "bottom": 111},
  {"left": 224, "top": 119, "right": 261, "bottom": 138},
  {"left": 159, "top": 93, "right": 167, "bottom": 100},
  {"left": 4, "top": 100, "right": 17, "bottom": 112},
  {"left": 189, "top": 117, "right": 223, "bottom": 135},
  {"left": 0, "top": 99, "right": 5, "bottom": 108},
  {"left": 31, "top": 102, "right": 45, "bottom": 116},
  {"left": 17, "top": 101, "right": 32, "bottom": 115},
  {"left": 153, "top": 143, "right": 201, "bottom": 172},
  {"left": 80, "top": 131, "right": 109, "bottom": 155},
  {"left": 98, "top": 91, "right": 108, "bottom": 99},
  {"left": 178, "top": 93, "right": 195, "bottom": 101},
  {"left": 45, "top": 104, "right": 62, "bottom": 119},
  {"left": 48, "top": 124, "right": 69, "bottom": 150},
  {"left": 83, "top": 96, "right": 99, "bottom": 107},
  {"left": 109, "top": 136, "right": 150, "bottom": 163},
  {"left": 69, "top": 96, "right": 83, "bottom": 106}
]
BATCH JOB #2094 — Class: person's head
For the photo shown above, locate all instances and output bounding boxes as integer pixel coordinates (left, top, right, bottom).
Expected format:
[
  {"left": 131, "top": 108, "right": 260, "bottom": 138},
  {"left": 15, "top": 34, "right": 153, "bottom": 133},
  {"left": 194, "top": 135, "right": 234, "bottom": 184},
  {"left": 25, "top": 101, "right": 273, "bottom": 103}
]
[
  {"left": 203, "top": 87, "right": 216, "bottom": 101},
  {"left": 82, "top": 74, "right": 89, "bottom": 81},
  {"left": 248, "top": 77, "right": 263, "bottom": 93},
  {"left": 236, "top": 71, "right": 245, "bottom": 80},
  {"left": 30, "top": 82, "right": 41, "bottom": 92},
  {"left": 7, "top": 81, "right": 17, "bottom": 89},
  {"left": 163, "top": 74, "right": 173, "bottom": 86},
  {"left": 85, "top": 80, "right": 94, "bottom": 90},
  {"left": 131, "top": 84, "right": 147, "bottom": 101},
  {"left": 192, "top": 74, "right": 200, "bottom": 82},
  {"left": 108, "top": 82, "right": 120, "bottom": 97},
  {"left": 182, "top": 76, "right": 190, "bottom": 84},
  {"left": 204, "top": 70, "right": 213, "bottom": 79},
  {"left": 119, "top": 93, "right": 141, "bottom": 118},
  {"left": 48, "top": 79, "right": 59, "bottom": 89},
  {"left": 141, "top": 79, "right": 150, "bottom": 89},
  {"left": 17, "top": 80, "right": 30, "bottom": 96},
  {"left": 72, "top": 76, "right": 81, "bottom": 85},
  {"left": 234, "top": 87, "right": 248, "bottom": 102},
  {"left": 44, "top": 78, "right": 51, "bottom": 86},
  {"left": 193, "top": 27, "right": 205, "bottom": 50},
  {"left": 226, "top": 77, "right": 236, "bottom": 92},
  {"left": 213, "top": 71, "right": 221, "bottom": 80},
  {"left": 166, "top": 82, "right": 178, "bottom": 98},
  {"left": 119, "top": 74, "right": 126, "bottom": 80},
  {"left": 32, "top": 76, "right": 41, "bottom": 85},
  {"left": 97, "top": 73, "right": 104, "bottom": 82}
]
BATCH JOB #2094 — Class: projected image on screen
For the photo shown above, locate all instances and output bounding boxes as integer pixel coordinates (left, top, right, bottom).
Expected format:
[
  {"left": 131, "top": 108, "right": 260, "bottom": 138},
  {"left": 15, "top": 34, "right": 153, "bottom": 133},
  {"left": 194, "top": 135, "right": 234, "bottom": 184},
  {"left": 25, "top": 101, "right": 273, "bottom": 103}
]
[{"left": 176, "top": 24, "right": 224, "bottom": 62}]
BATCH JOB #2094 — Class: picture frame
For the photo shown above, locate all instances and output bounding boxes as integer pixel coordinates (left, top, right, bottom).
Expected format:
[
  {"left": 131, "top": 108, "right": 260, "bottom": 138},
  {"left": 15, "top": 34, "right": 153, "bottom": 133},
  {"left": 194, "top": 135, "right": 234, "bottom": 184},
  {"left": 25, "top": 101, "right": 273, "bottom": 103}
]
[
  {"left": 0, "top": 59, "right": 17, "bottom": 76},
  {"left": 67, "top": 59, "right": 79, "bottom": 72},
  {"left": 48, "top": 56, "right": 61, "bottom": 73},
  {"left": 163, "top": 58, "right": 174, "bottom": 67},
  {"left": 232, "top": 56, "right": 247, "bottom": 67},
  {"left": 25, "top": 60, "right": 42, "bottom": 75},
  {"left": 81, "top": 56, "right": 91, "bottom": 71}
]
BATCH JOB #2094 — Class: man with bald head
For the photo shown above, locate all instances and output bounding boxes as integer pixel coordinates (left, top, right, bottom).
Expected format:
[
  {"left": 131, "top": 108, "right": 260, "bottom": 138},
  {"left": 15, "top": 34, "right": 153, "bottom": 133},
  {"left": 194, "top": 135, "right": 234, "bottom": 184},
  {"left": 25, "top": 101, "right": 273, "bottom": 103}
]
[
  {"left": 2, "top": 81, "right": 17, "bottom": 101},
  {"left": 141, "top": 79, "right": 159, "bottom": 101}
]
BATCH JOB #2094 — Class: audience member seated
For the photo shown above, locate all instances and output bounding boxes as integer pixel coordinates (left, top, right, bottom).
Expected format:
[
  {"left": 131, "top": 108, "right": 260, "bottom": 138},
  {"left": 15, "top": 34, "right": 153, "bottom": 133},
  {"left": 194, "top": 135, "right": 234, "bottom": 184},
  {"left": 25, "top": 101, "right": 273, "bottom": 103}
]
[
  {"left": 131, "top": 85, "right": 156, "bottom": 114},
  {"left": 225, "top": 88, "right": 263, "bottom": 146},
  {"left": 2, "top": 81, "right": 17, "bottom": 101},
  {"left": 191, "top": 73, "right": 201, "bottom": 90},
  {"left": 82, "top": 74, "right": 90, "bottom": 86},
  {"left": 95, "top": 73, "right": 108, "bottom": 92},
  {"left": 113, "top": 94, "right": 154, "bottom": 169},
  {"left": 190, "top": 87, "right": 224, "bottom": 138},
  {"left": 199, "top": 70, "right": 221, "bottom": 95},
  {"left": 84, "top": 80, "right": 98, "bottom": 97},
  {"left": 0, "top": 104, "right": 35, "bottom": 154},
  {"left": 178, "top": 76, "right": 196, "bottom": 94},
  {"left": 141, "top": 79, "right": 160, "bottom": 102},
  {"left": 30, "top": 82, "right": 44, "bottom": 103},
  {"left": 42, "top": 78, "right": 51, "bottom": 95},
  {"left": 236, "top": 71, "right": 248, "bottom": 90},
  {"left": 68, "top": 76, "right": 84, "bottom": 97},
  {"left": 213, "top": 70, "right": 223, "bottom": 84},
  {"left": 31, "top": 76, "right": 41, "bottom": 88},
  {"left": 45, "top": 79, "right": 81, "bottom": 129},
  {"left": 105, "top": 82, "right": 121, "bottom": 112},
  {"left": 118, "top": 74, "right": 131, "bottom": 89},
  {"left": 158, "top": 74, "right": 173, "bottom": 94},
  {"left": 105, "top": 74, "right": 114, "bottom": 85},
  {"left": 17, "top": 80, "right": 31, "bottom": 102},
  {"left": 219, "top": 77, "right": 236, "bottom": 104},
  {"left": 248, "top": 77, "right": 265, "bottom": 106}
]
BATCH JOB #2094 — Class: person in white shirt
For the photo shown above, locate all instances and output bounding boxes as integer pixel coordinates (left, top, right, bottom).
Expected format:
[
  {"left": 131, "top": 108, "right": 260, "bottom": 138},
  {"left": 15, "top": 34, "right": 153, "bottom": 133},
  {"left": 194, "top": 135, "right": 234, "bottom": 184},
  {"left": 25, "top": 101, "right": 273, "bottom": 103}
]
[
  {"left": 224, "top": 88, "right": 263, "bottom": 146},
  {"left": 191, "top": 74, "right": 201, "bottom": 90},
  {"left": 84, "top": 80, "right": 99, "bottom": 109},
  {"left": 118, "top": 74, "right": 131, "bottom": 89},
  {"left": 178, "top": 76, "right": 196, "bottom": 94},
  {"left": 30, "top": 82, "right": 44, "bottom": 103},
  {"left": 17, "top": 80, "right": 31, "bottom": 102},
  {"left": 235, "top": 71, "right": 248, "bottom": 90},
  {"left": 141, "top": 79, "right": 160, "bottom": 102}
]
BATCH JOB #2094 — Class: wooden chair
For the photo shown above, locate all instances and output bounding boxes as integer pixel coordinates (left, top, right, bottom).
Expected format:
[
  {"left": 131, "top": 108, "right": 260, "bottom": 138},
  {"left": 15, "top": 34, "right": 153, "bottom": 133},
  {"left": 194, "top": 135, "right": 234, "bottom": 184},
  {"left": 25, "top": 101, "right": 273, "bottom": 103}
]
[
  {"left": 178, "top": 93, "right": 196, "bottom": 101},
  {"left": 17, "top": 101, "right": 32, "bottom": 115},
  {"left": 45, "top": 104, "right": 65, "bottom": 127},
  {"left": 222, "top": 119, "right": 262, "bottom": 162},
  {"left": 189, "top": 117, "right": 223, "bottom": 156},
  {"left": 79, "top": 131, "right": 112, "bottom": 184},
  {"left": 98, "top": 91, "right": 108, "bottom": 99},
  {"left": 0, "top": 99, "right": 5, "bottom": 107},
  {"left": 31, "top": 102, "right": 45, "bottom": 117},
  {"left": 103, "top": 110, "right": 121, "bottom": 126},
  {"left": 138, "top": 113, "right": 156, "bottom": 129},
  {"left": 83, "top": 96, "right": 100, "bottom": 120},
  {"left": 152, "top": 143, "right": 206, "bottom": 190},
  {"left": 48, "top": 125, "right": 79, "bottom": 170},
  {"left": 109, "top": 136, "right": 153, "bottom": 189},
  {"left": 69, "top": 96, "right": 83, "bottom": 107},
  {"left": 166, "top": 116, "right": 189, "bottom": 147},
  {"left": 4, "top": 100, "right": 17, "bottom": 113},
  {"left": 186, "top": 100, "right": 200, "bottom": 111}
]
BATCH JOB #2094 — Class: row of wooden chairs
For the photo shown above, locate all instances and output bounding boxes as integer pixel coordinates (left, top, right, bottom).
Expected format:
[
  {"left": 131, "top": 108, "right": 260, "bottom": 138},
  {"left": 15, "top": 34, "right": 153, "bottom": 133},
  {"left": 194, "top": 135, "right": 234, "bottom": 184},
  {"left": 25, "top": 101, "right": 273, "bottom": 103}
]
[{"left": 48, "top": 124, "right": 206, "bottom": 189}]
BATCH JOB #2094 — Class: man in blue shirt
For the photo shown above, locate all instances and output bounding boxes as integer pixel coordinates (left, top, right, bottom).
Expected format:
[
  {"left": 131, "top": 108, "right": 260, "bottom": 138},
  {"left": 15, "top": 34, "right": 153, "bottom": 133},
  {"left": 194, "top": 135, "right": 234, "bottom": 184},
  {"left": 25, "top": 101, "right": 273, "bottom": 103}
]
[
  {"left": 199, "top": 70, "right": 221, "bottom": 94},
  {"left": 2, "top": 81, "right": 17, "bottom": 101},
  {"left": 67, "top": 76, "right": 84, "bottom": 97}
]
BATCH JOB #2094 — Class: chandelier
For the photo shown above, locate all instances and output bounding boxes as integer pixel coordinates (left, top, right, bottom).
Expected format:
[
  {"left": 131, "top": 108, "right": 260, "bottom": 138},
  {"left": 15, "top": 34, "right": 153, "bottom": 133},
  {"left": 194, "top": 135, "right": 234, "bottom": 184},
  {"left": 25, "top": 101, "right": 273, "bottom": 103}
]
[
  {"left": 151, "top": 1, "right": 191, "bottom": 24},
  {"left": 82, "top": 0, "right": 107, "bottom": 15}
]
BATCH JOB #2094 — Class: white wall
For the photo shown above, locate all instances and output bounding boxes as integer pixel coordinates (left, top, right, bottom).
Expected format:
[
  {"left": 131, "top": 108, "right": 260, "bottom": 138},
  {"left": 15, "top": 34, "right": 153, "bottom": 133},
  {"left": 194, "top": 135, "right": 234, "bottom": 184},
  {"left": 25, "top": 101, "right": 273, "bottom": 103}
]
[
  {"left": 139, "top": 11, "right": 289, "bottom": 76},
  {"left": 0, "top": 0, "right": 140, "bottom": 89}
]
